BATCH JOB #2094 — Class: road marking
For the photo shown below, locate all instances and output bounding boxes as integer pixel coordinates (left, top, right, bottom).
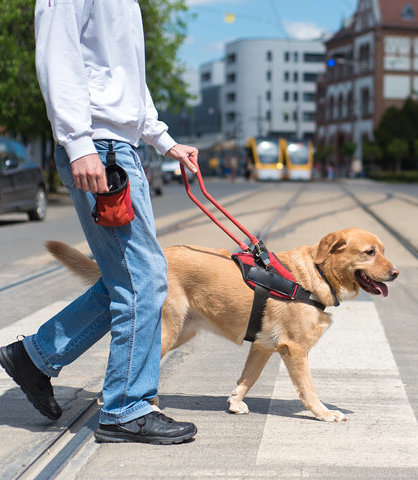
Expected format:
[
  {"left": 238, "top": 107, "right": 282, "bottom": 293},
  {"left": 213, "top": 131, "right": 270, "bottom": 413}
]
[{"left": 257, "top": 301, "right": 418, "bottom": 469}]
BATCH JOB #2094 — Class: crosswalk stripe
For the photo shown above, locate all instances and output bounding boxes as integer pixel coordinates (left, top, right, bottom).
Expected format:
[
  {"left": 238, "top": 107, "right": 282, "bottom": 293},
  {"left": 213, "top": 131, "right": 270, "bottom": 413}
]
[{"left": 257, "top": 301, "right": 418, "bottom": 468}]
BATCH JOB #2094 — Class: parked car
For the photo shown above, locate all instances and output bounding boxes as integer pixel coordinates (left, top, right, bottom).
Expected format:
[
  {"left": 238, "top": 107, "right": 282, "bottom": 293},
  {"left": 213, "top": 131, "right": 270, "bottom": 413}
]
[
  {"left": 135, "top": 142, "right": 163, "bottom": 196},
  {"left": 0, "top": 137, "right": 47, "bottom": 221},
  {"left": 162, "top": 158, "right": 195, "bottom": 184}
]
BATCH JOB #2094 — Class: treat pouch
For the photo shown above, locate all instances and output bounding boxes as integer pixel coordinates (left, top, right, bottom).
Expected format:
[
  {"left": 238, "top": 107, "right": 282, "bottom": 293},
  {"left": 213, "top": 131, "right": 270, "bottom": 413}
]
[{"left": 92, "top": 146, "right": 135, "bottom": 227}]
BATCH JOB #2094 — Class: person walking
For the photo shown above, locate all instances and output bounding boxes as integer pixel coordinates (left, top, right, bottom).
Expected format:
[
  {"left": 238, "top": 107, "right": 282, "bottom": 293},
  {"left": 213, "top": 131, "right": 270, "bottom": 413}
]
[{"left": 0, "top": 0, "right": 198, "bottom": 445}]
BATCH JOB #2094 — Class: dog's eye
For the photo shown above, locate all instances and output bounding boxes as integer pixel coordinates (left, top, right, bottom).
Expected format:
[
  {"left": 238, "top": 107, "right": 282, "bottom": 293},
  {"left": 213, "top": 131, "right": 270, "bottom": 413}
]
[{"left": 365, "top": 249, "right": 375, "bottom": 256}]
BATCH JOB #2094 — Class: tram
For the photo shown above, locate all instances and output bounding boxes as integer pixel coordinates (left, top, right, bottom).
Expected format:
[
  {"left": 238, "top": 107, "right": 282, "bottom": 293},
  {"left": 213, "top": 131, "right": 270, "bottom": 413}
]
[
  {"left": 245, "top": 137, "right": 287, "bottom": 181},
  {"left": 282, "top": 140, "right": 314, "bottom": 181}
]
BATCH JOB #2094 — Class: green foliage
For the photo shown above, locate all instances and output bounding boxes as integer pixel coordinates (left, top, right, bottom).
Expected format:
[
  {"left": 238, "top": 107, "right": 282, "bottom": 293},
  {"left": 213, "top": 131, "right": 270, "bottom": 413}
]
[
  {"left": 375, "top": 97, "right": 418, "bottom": 171},
  {"left": 342, "top": 141, "right": 356, "bottom": 158},
  {"left": 141, "top": 0, "right": 192, "bottom": 112},
  {"left": 363, "top": 141, "right": 382, "bottom": 163},
  {"left": 0, "top": 0, "right": 49, "bottom": 139}
]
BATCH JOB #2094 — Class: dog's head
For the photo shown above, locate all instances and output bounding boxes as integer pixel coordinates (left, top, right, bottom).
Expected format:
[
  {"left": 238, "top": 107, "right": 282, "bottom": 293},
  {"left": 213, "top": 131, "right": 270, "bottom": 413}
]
[{"left": 313, "top": 227, "right": 399, "bottom": 299}]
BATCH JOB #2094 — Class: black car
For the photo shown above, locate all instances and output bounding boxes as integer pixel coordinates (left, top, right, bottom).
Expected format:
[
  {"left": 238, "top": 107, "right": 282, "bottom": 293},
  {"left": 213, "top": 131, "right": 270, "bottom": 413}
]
[
  {"left": 135, "top": 141, "right": 163, "bottom": 196},
  {"left": 0, "top": 136, "right": 47, "bottom": 221}
]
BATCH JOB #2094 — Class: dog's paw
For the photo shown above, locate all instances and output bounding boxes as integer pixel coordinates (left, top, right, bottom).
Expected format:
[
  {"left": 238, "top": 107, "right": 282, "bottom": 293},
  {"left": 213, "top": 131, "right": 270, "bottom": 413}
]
[
  {"left": 317, "top": 409, "right": 347, "bottom": 423},
  {"left": 149, "top": 396, "right": 159, "bottom": 407},
  {"left": 228, "top": 398, "right": 250, "bottom": 415}
]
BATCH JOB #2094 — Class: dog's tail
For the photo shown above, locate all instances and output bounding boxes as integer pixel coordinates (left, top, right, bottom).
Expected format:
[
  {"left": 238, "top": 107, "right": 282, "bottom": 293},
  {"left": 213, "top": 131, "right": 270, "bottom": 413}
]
[{"left": 46, "top": 241, "right": 100, "bottom": 285}]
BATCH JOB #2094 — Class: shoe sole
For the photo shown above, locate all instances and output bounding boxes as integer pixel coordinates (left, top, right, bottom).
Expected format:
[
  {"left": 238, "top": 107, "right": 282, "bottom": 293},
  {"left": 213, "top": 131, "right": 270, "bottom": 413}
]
[
  {"left": 94, "top": 426, "right": 197, "bottom": 445},
  {"left": 0, "top": 346, "right": 61, "bottom": 420}
]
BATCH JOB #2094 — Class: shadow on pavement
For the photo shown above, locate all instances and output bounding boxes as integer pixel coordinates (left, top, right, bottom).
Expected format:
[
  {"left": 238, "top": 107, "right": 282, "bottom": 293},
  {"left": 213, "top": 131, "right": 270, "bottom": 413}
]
[
  {"left": 158, "top": 393, "right": 353, "bottom": 420},
  {"left": 0, "top": 386, "right": 99, "bottom": 431}
]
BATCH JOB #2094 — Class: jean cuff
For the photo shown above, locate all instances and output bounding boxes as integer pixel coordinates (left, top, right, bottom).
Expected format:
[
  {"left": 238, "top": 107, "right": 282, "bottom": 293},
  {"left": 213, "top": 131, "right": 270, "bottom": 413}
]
[
  {"left": 99, "top": 401, "right": 154, "bottom": 425},
  {"left": 22, "top": 335, "right": 62, "bottom": 378}
]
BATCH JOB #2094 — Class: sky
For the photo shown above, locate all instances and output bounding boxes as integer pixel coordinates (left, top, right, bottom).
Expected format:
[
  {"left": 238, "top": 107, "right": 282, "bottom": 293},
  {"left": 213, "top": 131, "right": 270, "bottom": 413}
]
[{"left": 179, "top": 0, "right": 358, "bottom": 70}]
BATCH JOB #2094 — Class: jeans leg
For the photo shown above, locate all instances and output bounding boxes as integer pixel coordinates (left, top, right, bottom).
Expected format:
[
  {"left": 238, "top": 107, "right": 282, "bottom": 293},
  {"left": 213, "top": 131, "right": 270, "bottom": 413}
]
[{"left": 24, "top": 141, "right": 167, "bottom": 424}]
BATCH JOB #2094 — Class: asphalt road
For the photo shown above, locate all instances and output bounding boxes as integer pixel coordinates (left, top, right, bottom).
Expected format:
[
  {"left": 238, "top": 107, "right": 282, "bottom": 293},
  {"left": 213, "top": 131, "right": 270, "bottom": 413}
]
[{"left": 0, "top": 178, "right": 417, "bottom": 480}]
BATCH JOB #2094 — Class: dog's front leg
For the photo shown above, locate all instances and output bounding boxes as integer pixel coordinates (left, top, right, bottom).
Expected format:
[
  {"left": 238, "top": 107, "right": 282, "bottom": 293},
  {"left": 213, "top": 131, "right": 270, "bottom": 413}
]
[
  {"left": 228, "top": 344, "right": 273, "bottom": 414},
  {"left": 278, "top": 342, "right": 347, "bottom": 422}
]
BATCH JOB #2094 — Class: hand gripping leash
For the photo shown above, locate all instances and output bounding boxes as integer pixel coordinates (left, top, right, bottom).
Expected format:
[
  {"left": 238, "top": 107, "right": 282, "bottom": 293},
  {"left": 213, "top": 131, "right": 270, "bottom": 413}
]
[{"left": 180, "top": 160, "right": 271, "bottom": 269}]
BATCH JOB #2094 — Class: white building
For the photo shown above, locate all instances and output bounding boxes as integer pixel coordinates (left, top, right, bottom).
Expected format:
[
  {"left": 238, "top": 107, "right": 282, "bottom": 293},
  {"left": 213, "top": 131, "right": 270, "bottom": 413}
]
[{"left": 222, "top": 38, "right": 326, "bottom": 143}]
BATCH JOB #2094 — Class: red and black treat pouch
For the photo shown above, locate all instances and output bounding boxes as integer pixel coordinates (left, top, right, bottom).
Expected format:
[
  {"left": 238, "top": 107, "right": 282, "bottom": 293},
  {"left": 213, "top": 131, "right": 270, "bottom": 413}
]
[{"left": 92, "top": 146, "right": 135, "bottom": 227}]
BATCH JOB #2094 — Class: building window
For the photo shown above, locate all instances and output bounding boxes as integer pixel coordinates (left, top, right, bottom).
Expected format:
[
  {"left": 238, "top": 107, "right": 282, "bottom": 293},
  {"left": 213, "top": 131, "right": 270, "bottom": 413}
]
[
  {"left": 361, "top": 88, "right": 370, "bottom": 116},
  {"left": 284, "top": 91, "right": 289, "bottom": 101},
  {"left": 266, "top": 50, "right": 273, "bottom": 61},
  {"left": 266, "top": 70, "right": 272, "bottom": 81},
  {"left": 283, "top": 111, "right": 290, "bottom": 122},
  {"left": 347, "top": 91, "right": 353, "bottom": 118},
  {"left": 226, "top": 112, "right": 236, "bottom": 123},
  {"left": 226, "top": 73, "right": 236, "bottom": 83},
  {"left": 303, "top": 72, "right": 318, "bottom": 82},
  {"left": 266, "top": 90, "right": 272, "bottom": 101},
  {"left": 201, "top": 72, "right": 211, "bottom": 82},
  {"left": 294, "top": 52, "right": 299, "bottom": 62},
  {"left": 402, "top": 3, "right": 415, "bottom": 20},
  {"left": 338, "top": 94, "right": 343, "bottom": 119},
  {"left": 303, "top": 112, "right": 315, "bottom": 122},
  {"left": 293, "top": 72, "right": 299, "bottom": 82},
  {"left": 226, "top": 53, "right": 236, "bottom": 64},
  {"left": 303, "top": 92, "right": 315, "bottom": 102},
  {"left": 293, "top": 111, "right": 298, "bottom": 121},
  {"left": 293, "top": 91, "right": 299, "bottom": 101},
  {"left": 284, "top": 71, "right": 290, "bottom": 82},
  {"left": 329, "top": 96, "right": 335, "bottom": 120},
  {"left": 266, "top": 110, "right": 272, "bottom": 121},
  {"left": 226, "top": 92, "right": 236, "bottom": 103},
  {"left": 304, "top": 53, "right": 325, "bottom": 63},
  {"left": 284, "top": 51, "right": 290, "bottom": 62}
]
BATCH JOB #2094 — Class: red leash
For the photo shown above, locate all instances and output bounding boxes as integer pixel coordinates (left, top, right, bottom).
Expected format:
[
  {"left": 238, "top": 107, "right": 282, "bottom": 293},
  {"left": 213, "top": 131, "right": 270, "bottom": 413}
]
[{"left": 180, "top": 161, "right": 270, "bottom": 267}]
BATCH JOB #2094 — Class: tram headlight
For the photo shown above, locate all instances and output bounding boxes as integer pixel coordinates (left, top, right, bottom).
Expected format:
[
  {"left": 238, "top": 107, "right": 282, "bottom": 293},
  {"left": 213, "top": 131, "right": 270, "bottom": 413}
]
[{"left": 277, "top": 163, "right": 284, "bottom": 170}]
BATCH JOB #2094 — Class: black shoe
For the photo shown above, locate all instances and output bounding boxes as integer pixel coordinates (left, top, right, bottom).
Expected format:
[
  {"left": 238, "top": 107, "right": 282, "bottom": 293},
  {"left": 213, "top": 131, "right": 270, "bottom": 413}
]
[
  {"left": 0, "top": 340, "right": 62, "bottom": 420},
  {"left": 94, "top": 411, "right": 197, "bottom": 444}
]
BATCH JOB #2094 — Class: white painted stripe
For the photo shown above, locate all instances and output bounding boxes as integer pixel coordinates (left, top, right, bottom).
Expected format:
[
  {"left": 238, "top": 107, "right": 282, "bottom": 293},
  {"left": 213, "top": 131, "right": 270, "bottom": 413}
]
[
  {"left": 256, "top": 301, "right": 418, "bottom": 469},
  {"left": 0, "top": 302, "right": 70, "bottom": 345}
]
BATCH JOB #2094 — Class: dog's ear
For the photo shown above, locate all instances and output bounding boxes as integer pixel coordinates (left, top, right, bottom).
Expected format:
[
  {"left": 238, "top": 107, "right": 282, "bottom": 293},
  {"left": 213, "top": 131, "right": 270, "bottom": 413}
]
[{"left": 314, "top": 232, "right": 347, "bottom": 264}]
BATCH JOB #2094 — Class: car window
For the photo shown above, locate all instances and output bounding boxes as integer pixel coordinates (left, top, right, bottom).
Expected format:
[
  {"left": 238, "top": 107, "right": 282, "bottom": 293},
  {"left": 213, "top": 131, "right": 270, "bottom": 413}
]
[
  {"left": 0, "top": 139, "right": 18, "bottom": 170},
  {"left": 8, "top": 139, "right": 29, "bottom": 165}
]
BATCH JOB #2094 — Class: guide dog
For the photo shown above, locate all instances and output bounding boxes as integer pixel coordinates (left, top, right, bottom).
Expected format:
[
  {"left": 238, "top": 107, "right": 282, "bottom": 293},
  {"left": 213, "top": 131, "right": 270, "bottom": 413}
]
[{"left": 46, "top": 227, "right": 398, "bottom": 422}]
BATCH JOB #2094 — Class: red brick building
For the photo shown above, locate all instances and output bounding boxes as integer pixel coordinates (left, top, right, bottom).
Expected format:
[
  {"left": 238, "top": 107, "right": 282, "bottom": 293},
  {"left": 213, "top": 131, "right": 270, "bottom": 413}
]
[{"left": 316, "top": 0, "right": 418, "bottom": 171}]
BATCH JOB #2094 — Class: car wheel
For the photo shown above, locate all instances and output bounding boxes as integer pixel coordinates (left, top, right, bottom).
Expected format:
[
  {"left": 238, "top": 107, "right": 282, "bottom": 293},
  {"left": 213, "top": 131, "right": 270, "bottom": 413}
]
[{"left": 27, "top": 187, "right": 47, "bottom": 221}]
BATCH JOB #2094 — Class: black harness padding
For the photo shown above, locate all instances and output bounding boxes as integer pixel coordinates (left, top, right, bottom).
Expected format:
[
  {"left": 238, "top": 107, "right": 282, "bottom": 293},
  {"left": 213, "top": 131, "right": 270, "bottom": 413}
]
[{"left": 232, "top": 252, "right": 327, "bottom": 343}]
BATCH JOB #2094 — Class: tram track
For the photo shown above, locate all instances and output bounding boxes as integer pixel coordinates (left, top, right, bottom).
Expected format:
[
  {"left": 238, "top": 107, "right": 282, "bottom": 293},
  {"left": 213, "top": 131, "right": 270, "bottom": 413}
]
[{"left": 2, "top": 181, "right": 417, "bottom": 480}]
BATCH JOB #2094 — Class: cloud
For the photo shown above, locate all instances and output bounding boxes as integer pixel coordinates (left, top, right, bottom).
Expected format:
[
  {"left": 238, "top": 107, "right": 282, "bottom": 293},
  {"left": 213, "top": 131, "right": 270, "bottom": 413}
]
[{"left": 283, "top": 20, "right": 328, "bottom": 40}]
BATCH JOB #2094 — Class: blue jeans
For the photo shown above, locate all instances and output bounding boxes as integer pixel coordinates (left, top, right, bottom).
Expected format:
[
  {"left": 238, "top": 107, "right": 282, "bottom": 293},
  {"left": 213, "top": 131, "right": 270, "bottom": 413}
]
[{"left": 23, "top": 141, "right": 168, "bottom": 424}]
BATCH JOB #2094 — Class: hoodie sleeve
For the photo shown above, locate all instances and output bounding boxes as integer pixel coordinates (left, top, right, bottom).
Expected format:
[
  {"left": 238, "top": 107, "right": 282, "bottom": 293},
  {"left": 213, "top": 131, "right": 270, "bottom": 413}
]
[
  {"left": 140, "top": 86, "right": 177, "bottom": 155},
  {"left": 35, "top": 0, "right": 97, "bottom": 162}
]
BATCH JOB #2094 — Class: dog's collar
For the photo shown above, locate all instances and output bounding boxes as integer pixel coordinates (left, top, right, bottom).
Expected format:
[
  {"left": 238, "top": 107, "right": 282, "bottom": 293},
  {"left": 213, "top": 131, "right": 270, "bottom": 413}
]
[{"left": 315, "top": 264, "right": 340, "bottom": 307}]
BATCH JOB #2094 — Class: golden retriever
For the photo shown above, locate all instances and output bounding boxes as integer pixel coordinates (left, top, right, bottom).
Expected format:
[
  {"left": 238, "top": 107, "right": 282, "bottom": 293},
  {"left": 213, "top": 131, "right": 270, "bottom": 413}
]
[{"left": 46, "top": 227, "right": 398, "bottom": 423}]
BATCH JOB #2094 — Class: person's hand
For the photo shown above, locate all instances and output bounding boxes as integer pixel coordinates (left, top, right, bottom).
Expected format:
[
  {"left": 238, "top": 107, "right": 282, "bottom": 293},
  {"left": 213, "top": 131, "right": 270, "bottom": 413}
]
[
  {"left": 165, "top": 144, "right": 198, "bottom": 173},
  {"left": 71, "top": 154, "right": 108, "bottom": 194}
]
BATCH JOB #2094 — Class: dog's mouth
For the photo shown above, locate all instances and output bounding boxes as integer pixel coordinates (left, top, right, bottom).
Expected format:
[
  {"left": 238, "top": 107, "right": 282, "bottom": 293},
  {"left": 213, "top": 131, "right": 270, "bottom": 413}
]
[{"left": 355, "top": 270, "right": 388, "bottom": 297}]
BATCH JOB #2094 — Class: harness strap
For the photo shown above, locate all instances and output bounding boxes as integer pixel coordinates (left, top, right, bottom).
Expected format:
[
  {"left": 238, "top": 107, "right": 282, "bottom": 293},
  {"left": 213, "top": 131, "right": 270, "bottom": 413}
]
[{"left": 244, "top": 285, "right": 270, "bottom": 342}]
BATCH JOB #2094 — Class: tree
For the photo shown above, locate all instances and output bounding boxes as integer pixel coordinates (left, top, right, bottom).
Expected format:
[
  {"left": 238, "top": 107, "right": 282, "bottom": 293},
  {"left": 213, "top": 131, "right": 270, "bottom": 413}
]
[
  {"left": 0, "top": 0, "right": 191, "bottom": 189},
  {"left": 387, "top": 138, "right": 409, "bottom": 173},
  {"left": 141, "top": 0, "right": 192, "bottom": 113}
]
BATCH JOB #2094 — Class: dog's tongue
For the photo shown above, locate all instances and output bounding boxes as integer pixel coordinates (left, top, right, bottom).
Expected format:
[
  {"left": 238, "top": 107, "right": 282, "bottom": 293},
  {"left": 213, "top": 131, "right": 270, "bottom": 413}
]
[{"left": 372, "top": 279, "right": 388, "bottom": 297}]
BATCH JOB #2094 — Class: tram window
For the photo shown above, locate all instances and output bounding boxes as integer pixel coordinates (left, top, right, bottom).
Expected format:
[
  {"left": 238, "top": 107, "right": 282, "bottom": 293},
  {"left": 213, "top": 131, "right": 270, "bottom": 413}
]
[
  {"left": 256, "top": 140, "right": 279, "bottom": 164},
  {"left": 287, "top": 143, "right": 309, "bottom": 165}
]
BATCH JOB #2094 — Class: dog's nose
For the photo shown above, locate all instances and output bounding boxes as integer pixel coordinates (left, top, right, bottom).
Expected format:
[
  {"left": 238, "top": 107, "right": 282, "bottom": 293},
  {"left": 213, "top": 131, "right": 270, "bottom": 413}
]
[{"left": 390, "top": 267, "right": 399, "bottom": 280}]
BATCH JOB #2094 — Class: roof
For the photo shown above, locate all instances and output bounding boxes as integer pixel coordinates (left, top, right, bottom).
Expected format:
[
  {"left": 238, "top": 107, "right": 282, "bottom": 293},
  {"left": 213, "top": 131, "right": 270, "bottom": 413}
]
[{"left": 379, "top": 0, "right": 418, "bottom": 28}]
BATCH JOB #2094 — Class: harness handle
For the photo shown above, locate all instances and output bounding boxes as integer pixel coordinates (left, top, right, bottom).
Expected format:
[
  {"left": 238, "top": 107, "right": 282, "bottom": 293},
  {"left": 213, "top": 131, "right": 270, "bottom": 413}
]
[{"left": 180, "top": 160, "right": 260, "bottom": 253}]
